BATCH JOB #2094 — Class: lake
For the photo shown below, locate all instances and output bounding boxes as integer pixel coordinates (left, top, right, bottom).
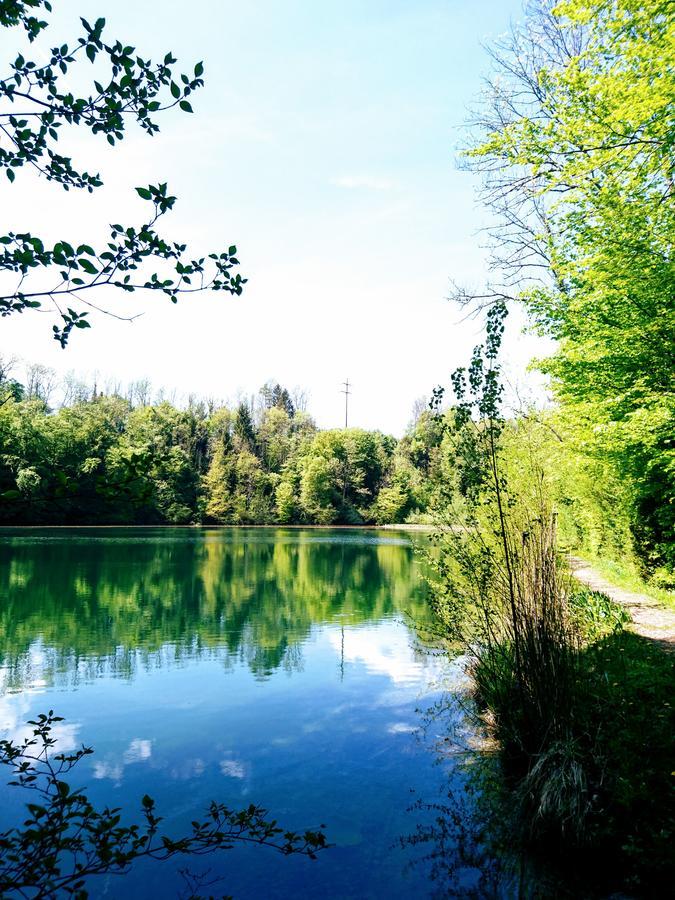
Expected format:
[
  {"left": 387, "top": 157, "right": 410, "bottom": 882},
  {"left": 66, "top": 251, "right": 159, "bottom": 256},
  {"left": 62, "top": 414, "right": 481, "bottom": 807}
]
[{"left": 0, "top": 527, "right": 483, "bottom": 898}]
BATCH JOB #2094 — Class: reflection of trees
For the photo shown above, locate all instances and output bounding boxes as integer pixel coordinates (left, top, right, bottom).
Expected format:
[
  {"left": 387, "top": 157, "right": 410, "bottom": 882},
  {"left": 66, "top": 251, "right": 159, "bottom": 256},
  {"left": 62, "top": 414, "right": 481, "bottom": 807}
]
[{"left": 0, "top": 529, "right": 432, "bottom": 689}]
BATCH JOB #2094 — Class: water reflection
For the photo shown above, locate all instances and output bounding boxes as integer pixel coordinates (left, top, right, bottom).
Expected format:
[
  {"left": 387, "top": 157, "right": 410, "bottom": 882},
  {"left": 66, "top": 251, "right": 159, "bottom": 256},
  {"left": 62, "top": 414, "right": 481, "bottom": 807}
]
[
  {"left": 0, "top": 527, "right": 434, "bottom": 690},
  {"left": 0, "top": 528, "right": 484, "bottom": 899}
]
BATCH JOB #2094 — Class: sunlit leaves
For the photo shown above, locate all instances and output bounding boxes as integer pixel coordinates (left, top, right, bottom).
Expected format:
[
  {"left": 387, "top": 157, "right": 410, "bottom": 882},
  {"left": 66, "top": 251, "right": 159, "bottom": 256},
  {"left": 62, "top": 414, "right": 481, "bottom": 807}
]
[{"left": 467, "top": 0, "right": 675, "bottom": 567}]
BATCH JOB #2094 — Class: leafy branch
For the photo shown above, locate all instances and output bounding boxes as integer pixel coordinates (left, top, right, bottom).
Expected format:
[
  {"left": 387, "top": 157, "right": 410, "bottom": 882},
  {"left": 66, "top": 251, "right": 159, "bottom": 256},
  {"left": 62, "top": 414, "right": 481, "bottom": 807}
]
[
  {"left": 0, "top": 0, "right": 246, "bottom": 344},
  {"left": 0, "top": 711, "right": 327, "bottom": 898},
  {"left": 0, "top": 4, "right": 202, "bottom": 188},
  {"left": 1, "top": 183, "right": 245, "bottom": 346}
]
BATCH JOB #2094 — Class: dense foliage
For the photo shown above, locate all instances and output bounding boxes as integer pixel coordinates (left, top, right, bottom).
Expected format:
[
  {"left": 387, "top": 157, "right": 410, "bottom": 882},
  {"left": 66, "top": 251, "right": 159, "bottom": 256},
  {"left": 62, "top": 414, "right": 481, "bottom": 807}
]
[
  {"left": 466, "top": 0, "right": 675, "bottom": 573},
  {"left": 0, "top": 371, "right": 451, "bottom": 525},
  {"left": 421, "top": 3, "right": 675, "bottom": 891}
]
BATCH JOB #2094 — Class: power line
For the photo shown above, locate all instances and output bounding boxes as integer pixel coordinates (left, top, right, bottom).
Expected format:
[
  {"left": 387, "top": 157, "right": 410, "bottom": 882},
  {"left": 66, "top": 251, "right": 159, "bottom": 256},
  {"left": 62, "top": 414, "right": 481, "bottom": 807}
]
[{"left": 341, "top": 378, "right": 351, "bottom": 428}]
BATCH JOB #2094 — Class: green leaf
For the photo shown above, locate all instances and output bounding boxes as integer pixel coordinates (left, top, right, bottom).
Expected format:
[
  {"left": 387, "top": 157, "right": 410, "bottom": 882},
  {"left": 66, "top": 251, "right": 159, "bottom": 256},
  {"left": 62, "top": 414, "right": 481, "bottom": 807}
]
[
  {"left": 135, "top": 187, "right": 152, "bottom": 200},
  {"left": 170, "top": 81, "right": 180, "bottom": 99},
  {"left": 79, "top": 259, "right": 98, "bottom": 275},
  {"left": 179, "top": 100, "right": 193, "bottom": 114}
]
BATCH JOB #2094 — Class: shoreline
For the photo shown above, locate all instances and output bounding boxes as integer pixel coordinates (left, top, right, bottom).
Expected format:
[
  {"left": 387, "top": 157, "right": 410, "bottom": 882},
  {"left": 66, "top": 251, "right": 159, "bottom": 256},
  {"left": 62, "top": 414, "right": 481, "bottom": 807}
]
[{"left": 0, "top": 522, "right": 435, "bottom": 530}]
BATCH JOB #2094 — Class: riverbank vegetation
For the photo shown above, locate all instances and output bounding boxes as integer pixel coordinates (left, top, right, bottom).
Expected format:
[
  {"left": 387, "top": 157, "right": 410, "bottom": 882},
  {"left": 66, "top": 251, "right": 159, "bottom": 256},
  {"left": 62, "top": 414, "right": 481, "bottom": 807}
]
[
  {"left": 424, "top": 0, "right": 674, "bottom": 893},
  {"left": 428, "top": 409, "right": 674, "bottom": 893},
  {"left": 459, "top": 0, "right": 674, "bottom": 586}
]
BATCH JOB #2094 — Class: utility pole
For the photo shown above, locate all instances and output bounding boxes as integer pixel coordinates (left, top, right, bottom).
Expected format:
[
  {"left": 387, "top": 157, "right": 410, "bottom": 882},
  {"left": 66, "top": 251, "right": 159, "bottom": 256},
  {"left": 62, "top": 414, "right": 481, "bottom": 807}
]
[{"left": 341, "top": 378, "right": 351, "bottom": 429}]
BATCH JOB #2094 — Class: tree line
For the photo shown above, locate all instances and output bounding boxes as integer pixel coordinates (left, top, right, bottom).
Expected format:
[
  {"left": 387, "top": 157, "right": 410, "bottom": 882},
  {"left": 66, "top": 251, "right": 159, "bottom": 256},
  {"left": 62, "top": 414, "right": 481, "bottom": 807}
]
[{"left": 0, "top": 364, "right": 453, "bottom": 526}]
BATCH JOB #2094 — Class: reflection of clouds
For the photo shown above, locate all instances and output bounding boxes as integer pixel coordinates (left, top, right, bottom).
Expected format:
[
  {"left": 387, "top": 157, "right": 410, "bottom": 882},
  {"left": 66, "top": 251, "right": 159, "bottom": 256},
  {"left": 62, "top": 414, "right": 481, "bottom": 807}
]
[
  {"left": 93, "top": 760, "right": 123, "bottom": 782},
  {"left": 0, "top": 688, "right": 80, "bottom": 753},
  {"left": 328, "top": 624, "right": 429, "bottom": 686},
  {"left": 270, "top": 736, "right": 295, "bottom": 747},
  {"left": 124, "top": 739, "right": 152, "bottom": 764},
  {"left": 302, "top": 722, "right": 323, "bottom": 734},
  {"left": 170, "top": 757, "right": 205, "bottom": 780},
  {"left": 220, "top": 757, "right": 246, "bottom": 779},
  {"left": 93, "top": 738, "right": 152, "bottom": 784},
  {"left": 17, "top": 720, "right": 80, "bottom": 753},
  {"left": 0, "top": 691, "right": 31, "bottom": 734},
  {"left": 387, "top": 722, "right": 416, "bottom": 735}
]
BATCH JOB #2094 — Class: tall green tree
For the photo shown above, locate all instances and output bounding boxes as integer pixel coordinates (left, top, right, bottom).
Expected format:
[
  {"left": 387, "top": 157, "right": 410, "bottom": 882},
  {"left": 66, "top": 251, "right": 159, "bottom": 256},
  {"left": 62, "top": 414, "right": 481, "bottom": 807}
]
[{"left": 466, "top": 0, "right": 675, "bottom": 568}]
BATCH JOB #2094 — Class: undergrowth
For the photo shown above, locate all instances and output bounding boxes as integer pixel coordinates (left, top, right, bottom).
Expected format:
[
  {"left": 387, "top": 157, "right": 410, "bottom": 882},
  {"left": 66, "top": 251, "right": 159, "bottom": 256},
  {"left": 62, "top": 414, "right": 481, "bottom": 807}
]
[{"left": 472, "top": 588, "right": 674, "bottom": 896}]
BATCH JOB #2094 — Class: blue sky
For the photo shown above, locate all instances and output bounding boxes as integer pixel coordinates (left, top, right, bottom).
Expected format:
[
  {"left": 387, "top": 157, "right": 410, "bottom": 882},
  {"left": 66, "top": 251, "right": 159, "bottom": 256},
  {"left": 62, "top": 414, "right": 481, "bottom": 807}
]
[{"left": 3, "top": 0, "right": 549, "bottom": 434}]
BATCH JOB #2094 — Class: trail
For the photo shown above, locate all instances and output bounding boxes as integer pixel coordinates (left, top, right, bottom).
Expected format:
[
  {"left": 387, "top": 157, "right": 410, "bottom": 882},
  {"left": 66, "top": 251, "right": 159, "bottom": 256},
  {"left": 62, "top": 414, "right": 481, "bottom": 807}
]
[{"left": 569, "top": 557, "right": 675, "bottom": 652}]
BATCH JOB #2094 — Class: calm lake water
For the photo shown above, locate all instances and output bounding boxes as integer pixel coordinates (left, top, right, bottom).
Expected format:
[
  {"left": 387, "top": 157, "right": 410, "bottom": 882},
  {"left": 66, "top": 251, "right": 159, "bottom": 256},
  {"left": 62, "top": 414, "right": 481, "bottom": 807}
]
[{"left": 0, "top": 527, "right": 483, "bottom": 898}]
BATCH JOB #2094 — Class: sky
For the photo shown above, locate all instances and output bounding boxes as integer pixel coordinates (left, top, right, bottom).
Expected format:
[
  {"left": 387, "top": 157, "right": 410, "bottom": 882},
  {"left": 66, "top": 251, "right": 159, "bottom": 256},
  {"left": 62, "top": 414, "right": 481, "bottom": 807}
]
[{"left": 2, "top": 0, "right": 551, "bottom": 435}]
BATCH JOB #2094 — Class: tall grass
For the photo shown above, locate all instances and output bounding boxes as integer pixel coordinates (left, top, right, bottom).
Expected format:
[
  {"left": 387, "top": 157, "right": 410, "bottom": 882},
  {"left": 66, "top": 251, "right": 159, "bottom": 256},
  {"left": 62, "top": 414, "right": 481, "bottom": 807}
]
[
  {"left": 427, "top": 412, "right": 674, "bottom": 891},
  {"left": 430, "top": 492, "right": 590, "bottom": 844}
]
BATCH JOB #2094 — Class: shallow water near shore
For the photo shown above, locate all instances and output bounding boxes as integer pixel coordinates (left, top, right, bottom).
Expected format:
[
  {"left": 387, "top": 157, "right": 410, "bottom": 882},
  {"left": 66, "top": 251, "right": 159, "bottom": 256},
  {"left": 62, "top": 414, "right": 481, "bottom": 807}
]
[{"left": 0, "top": 527, "right": 488, "bottom": 898}]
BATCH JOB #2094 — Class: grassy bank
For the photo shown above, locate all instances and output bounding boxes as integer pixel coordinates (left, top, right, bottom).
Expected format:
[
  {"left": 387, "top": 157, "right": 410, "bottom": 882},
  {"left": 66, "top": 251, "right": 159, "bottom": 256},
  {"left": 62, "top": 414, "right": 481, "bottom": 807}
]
[{"left": 473, "top": 587, "right": 674, "bottom": 896}]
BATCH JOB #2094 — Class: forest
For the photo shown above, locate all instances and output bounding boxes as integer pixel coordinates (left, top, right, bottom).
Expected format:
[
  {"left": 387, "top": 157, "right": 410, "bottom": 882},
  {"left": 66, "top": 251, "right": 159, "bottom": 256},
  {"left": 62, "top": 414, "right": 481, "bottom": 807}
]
[{"left": 0, "top": 367, "right": 448, "bottom": 526}]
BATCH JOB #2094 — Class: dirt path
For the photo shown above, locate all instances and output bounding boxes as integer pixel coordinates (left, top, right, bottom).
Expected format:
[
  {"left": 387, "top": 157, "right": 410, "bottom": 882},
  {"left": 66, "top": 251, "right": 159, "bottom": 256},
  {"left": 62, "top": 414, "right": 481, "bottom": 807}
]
[{"left": 569, "top": 556, "right": 675, "bottom": 651}]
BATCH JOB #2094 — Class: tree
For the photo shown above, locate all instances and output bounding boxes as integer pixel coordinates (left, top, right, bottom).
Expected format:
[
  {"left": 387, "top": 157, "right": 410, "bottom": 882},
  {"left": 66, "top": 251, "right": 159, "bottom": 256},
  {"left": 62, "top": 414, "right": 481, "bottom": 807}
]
[
  {"left": 259, "top": 382, "right": 295, "bottom": 419},
  {"left": 465, "top": 0, "right": 675, "bottom": 569},
  {"left": 0, "top": 0, "right": 245, "bottom": 346},
  {"left": 24, "top": 362, "right": 56, "bottom": 404},
  {"left": 0, "top": 354, "right": 24, "bottom": 404},
  {"left": 202, "top": 443, "right": 234, "bottom": 522},
  {"left": 233, "top": 402, "right": 256, "bottom": 451}
]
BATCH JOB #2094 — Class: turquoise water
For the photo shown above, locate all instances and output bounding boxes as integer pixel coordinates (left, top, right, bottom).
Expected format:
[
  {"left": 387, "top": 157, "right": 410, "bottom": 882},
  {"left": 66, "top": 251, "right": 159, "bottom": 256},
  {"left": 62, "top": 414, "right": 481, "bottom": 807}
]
[{"left": 0, "top": 528, "right": 476, "bottom": 898}]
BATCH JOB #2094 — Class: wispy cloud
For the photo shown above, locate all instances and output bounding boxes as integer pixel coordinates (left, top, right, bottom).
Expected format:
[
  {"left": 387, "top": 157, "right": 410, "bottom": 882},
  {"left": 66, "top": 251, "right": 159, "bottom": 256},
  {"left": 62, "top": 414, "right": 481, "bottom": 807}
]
[{"left": 331, "top": 174, "right": 395, "bottom": 191}]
